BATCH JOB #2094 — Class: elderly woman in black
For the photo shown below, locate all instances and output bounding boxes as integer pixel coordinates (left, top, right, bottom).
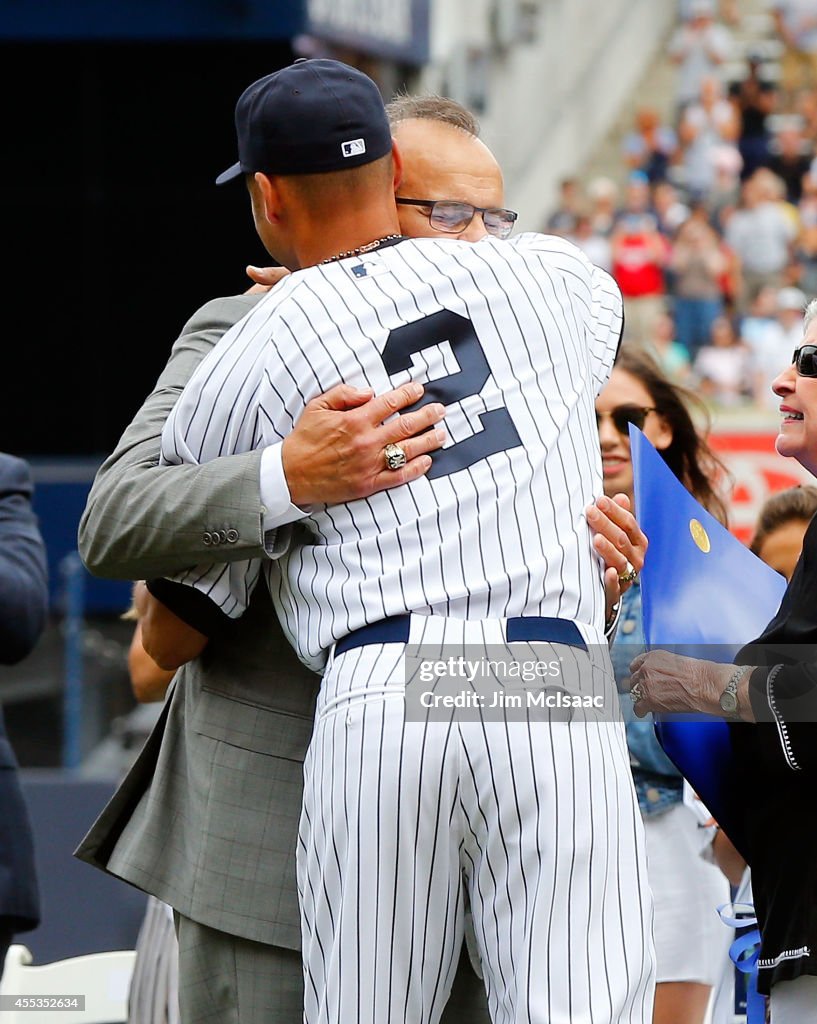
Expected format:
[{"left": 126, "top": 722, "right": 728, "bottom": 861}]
[{"left": 629, "top": 298, "right": 817, "bottom": 1024}]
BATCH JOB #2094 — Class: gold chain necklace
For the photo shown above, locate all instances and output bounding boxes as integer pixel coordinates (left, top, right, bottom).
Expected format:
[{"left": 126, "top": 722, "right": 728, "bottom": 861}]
[{"left": 320, "top": 234, "right": 403, "bottom": 264}]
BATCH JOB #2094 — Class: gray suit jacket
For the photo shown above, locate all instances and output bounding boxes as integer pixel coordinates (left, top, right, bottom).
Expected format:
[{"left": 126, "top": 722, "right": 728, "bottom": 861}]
[{"left": 75, "top": 296, "right": 319, "bottom": 950}]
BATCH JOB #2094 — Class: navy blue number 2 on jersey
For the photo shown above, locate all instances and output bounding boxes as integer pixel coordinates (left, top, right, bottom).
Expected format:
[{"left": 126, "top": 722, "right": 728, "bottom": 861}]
[{"left": 381, "top": 309, "right": 522, "bottom": 479}]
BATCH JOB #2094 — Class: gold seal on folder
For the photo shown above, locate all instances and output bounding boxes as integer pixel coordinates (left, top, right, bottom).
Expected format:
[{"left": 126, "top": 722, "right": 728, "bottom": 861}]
[{"left": 689, "top": 518, "right": 711, "bottom": 553}]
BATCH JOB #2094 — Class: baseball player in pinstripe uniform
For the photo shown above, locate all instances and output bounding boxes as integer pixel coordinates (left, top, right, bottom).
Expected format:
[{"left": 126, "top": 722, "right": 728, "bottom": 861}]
[{"left": 143, "top": 59, "right": 655, "bottom": 1023}]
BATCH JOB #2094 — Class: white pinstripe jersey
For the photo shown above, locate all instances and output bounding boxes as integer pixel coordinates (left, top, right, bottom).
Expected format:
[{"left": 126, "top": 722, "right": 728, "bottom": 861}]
[{"left": 160, "top": 233, "right": 623, "bottom": 672}]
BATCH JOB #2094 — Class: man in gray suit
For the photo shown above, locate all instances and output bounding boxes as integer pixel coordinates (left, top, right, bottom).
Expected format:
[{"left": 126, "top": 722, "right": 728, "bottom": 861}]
[{"left": 76, "top": 97, "right": 645, "bottom": 1023}]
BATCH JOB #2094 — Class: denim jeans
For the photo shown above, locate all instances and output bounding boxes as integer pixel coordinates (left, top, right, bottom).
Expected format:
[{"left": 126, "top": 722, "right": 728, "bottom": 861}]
[{"left": 611, "top": 584, "right": 684, "bottom": 817}]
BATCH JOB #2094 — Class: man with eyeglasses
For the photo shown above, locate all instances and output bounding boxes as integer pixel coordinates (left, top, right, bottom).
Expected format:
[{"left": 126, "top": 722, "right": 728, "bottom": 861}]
[
  {"left": 385, "top": 95, "right": 517, "bottom": 244},
  {"left": 630, "top": 304, "right": 817, "bottom": 1024},
  {"left": 76, "top": 72, "right": 651, "bottom": 1024},
  {"left": 395, "top": 197, "right": 516, "bottom": 238}
]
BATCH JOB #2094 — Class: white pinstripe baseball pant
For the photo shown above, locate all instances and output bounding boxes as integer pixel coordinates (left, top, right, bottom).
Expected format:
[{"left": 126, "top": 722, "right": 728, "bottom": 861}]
[{"left": 297, "top": 615, "right": 656, "bottom": 1024}]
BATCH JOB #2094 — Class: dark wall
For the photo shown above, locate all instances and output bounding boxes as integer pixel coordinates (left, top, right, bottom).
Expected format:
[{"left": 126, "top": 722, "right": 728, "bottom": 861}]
[{"left": 1, "top": 40, "right": 296, "bottom": 456}]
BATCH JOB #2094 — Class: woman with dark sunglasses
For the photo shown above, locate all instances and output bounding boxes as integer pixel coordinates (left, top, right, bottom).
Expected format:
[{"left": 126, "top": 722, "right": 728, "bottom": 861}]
[
  {"left": 630, "top": 302, "right": 817, "bottom": 1023},
  {"left": 596, "top": 345, "right": 732, "bottom": 1024}
]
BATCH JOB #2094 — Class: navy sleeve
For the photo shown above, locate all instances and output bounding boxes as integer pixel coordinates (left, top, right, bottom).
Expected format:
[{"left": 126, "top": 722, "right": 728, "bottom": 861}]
[
  {"left": 145, "top": 577, "right": 235, "bottom": 639},
  {"left": 0, "top": 454, "right": 49, "bottom": 664}
]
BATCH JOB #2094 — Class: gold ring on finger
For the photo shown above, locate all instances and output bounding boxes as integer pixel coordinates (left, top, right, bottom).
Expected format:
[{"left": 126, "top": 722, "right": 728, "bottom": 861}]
[{"left": 384, "top": 442, "right": 407, "bottom": 471}]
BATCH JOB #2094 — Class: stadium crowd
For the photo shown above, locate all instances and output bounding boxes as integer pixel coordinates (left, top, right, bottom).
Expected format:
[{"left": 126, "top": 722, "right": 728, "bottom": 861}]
[{"left": 545, "top": 0, "right": 817, "bottom": 414}]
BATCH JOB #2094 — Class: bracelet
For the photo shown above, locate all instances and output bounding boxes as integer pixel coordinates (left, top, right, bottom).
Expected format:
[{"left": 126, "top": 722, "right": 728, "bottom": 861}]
[{"left": 719, "top": 664, "right": 750, "bottom": 718}]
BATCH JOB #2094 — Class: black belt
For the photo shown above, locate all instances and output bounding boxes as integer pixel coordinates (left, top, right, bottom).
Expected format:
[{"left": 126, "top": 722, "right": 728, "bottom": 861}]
[{"left": 334, "top": 614, "right": 587, "bottom": 657}]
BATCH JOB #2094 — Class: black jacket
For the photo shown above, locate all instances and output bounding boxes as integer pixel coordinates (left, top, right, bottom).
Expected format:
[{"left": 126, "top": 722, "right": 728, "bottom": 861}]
[{"left": 733, "top": 512, "right": 817, "bottom": 994}]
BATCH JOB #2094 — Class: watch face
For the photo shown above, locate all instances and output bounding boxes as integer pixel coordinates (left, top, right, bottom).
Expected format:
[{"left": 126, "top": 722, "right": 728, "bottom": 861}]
[{"left": 720, "top": 691, "right": 738, "bottom": 713}]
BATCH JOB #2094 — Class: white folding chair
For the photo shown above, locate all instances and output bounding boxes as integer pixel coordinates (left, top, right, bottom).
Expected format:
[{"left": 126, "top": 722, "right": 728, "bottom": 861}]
[{"left": 0, "top": 944, "right": 135, "bottom": 1023}]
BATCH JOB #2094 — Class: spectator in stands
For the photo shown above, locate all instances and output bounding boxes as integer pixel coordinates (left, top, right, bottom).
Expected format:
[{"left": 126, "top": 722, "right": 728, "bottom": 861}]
[
  {"left": 678, "top": 74, "right": 741, "bottom": 200},
  {"left": 678, "top": 0, "right": 739, "bottom": 24},
  {"left": 706, "top": 143, "right": 743, "bottom": 231},
  {"left": 742, "top": 284, "right": 789, "bottom": 408},
  {"left": 724, "top": 167, "right": 797, "bottom": 310},
  {"left": 614, "top": 169, "right": 655, "bottom": 226},
  {"left": 731, "top": 48, "right": 778, "bottom": 179},
  {"left": 653, "top": 180, "right": 692, "bottom": 238},
  {"left": 794, "top": 225, "right": 817, "bottom": 295},
  {"left": 771, "top": 0, "right": 817, "bottom": 103},
  {"left": 778, "top": 284, "right": 808, "bottom": 347},
  {"left": 748, "top": 286, "right": 806, "bottom": 410},
  {"left": 544, "top": 176, "right": 582, "bottom": 236},
  {"left": 597, "top": 345, "right": 731, "bottom": 1024},
  {"left": 750, "top": 484, "right": 817, "bottom": 581},
  {"left": 611, "top": 201, "right": 670, "bottom": 347},
  {"left": 793, "top": 175, "right": 817, "bottom": 293},
  {"left": 796, "top": 87, "right": 817, "bottom": 147},
  {"left": 670, "top": 215, "right": 728, "bottom": 357},
  {"left": 566, "top": 209, "right": 612, "bottom": 272},
  {"left": 0, "top": 454, "right": 48, "bottom": 982},
  {"left": 798, "top": 167, "right": 817, "bottom": 222},
  {"left": 717, "top": 227, "right": 742, "bottom": 318},
  {"left": 622, "top": 106, "right": 678, "bottom": 185},
  {"left": 765, "top": 115, "right": 815, "bottom": 204},
  {"left": 692, "top": 313, "right": 753, "bottom": 405},
  {"left": 669, "top": 0, "right": 733, "bottom": 113},
  {"left": 586, "top": 175, "right": 619, "bottom": 237},
  {"left": 646, "top": 306, "right": 692, "bottom": 384}
]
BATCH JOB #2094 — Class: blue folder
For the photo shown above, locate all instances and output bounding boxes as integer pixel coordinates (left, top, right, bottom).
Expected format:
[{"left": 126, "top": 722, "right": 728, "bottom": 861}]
[{"left": 629, "top": 425, "right": 787, "bottom": 860}]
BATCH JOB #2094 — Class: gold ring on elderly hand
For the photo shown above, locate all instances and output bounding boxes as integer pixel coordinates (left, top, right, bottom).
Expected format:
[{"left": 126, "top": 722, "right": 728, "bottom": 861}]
[
  {"left": 384, "top": 442, "right": 407, "bottom": 471},
  {"left": 630, "top": 682, "right": 644, "bottom": 703},
  {"left": 618, "top": 562, "right": 638, "bottom": 584}
]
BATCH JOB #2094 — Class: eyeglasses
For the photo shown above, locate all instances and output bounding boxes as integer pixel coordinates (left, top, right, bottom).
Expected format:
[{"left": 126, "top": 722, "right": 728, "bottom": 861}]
[
  {"left": 596, "top": 405, "right": 658, "bottom": 435},
  {"left": 395, "top": 198, "right": 518, "bottom": 239},
  {"left": 792, "top": 345, "right": 817, "bottom": 377}
]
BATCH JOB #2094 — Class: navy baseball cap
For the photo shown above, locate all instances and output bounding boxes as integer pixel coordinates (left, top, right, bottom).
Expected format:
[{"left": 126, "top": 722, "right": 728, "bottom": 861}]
[{"left": 215, "top": 58, "right": 392, "bottom": 184}]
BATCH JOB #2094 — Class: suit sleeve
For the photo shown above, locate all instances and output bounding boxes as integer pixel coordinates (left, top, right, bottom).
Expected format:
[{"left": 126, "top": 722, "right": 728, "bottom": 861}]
[
  {"left": 78, "top": 295, "right": 271, "bottom": 581},
  {"left": 146, "top": 299, "right": 289, "bottom": 631},
  {"left": 0, "top": 454, "right": 49, "bottom": 664}
]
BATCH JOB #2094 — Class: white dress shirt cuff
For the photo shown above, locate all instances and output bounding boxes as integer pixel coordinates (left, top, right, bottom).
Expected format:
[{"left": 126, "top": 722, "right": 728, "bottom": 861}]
[{"left": 260, "top": 443, "right": 310, "bottom": 554}]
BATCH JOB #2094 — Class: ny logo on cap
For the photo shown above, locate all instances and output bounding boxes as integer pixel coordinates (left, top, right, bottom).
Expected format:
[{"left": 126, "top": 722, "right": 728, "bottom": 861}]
[{"left": 341, "top": 138, "right": 366, "bottom": 158}]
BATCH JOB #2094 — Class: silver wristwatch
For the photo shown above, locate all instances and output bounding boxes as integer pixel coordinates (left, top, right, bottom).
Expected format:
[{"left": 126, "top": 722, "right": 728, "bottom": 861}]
[{"left": 719, "top": 666, "right": 748, "bottom": 716}]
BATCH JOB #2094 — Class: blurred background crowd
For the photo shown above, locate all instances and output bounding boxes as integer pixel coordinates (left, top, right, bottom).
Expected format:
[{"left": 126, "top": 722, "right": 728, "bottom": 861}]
[
  {"left": 545, "top": 0, "right": 817, "bottom": 411},
  {"left": 548, "top": 1, "right": 817, "bottom": 415}
]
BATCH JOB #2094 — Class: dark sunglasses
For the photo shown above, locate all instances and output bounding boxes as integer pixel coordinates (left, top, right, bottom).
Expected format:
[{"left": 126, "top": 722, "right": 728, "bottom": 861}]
[
  {"left": 793, "top": 344, "right": 817, "bottom": 377},
  {"left": 596, "top": 405, "right": 658, "bottom": 435},
  {"left": 395, "top": 198, "right": 518, "bottom": 239}
]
